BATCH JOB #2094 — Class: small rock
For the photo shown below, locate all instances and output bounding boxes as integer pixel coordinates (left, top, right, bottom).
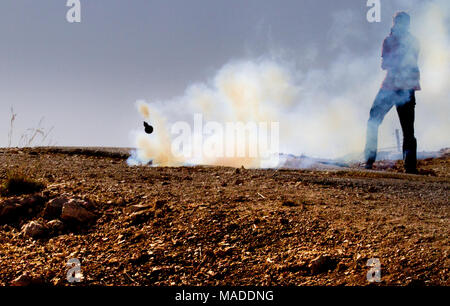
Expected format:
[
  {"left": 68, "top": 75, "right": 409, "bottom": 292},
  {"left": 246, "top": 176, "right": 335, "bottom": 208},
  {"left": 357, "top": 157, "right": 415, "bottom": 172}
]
[
  {"left": 61, "top": 199, "right": 96, "bottom": 224},
  {"left": 129, "top": 252, "right": 152, "bottom": 265},
  {"left": 207, "top": 270, "right": 216, "bottom": 277},
  {"left": 280, "top": 262, "right": 309, "bottom": 273},
  {"left": 336, "top": 261, "right": 347, "bottom": 272},
  {"left": 11, "top": 274, "right": 33, "bottom": 286},
  {"left": 11, "top": 273, "right": 44, "bottom": 286},
  {"left": 52, "top": 277, "right": 63, "bottom": 286},
  {"left": 128, "top": 210, "right": 153, "bottom": 225},
  {"left": 234, "top": 195, "right": 247, "bottom": 203},
  {"left": 43, "top": 196, "right": 69, "bottom": 219},
  {"left": 47, "top": 219, "right": 64, "bottom": 233},
  {"left": 154, "top": 200, "right": 166, "bottom": 209},
  {"left": 234, "top": 179, "right": 244, "bottom": 185},
  {"left": 125, "top": 203, "right": 153, "bottom": 214},
  {"left": 214, "top": 247, "right": 236, "bottom": 257},
  {"left": 21, "top": 221, "right": 46, "bottom": 238},
  {"left": 282, "top": 200, "right": 298, "bottom": 207},
  {"left": 309, "top": 255, "right": 338, "bottom": 274}
]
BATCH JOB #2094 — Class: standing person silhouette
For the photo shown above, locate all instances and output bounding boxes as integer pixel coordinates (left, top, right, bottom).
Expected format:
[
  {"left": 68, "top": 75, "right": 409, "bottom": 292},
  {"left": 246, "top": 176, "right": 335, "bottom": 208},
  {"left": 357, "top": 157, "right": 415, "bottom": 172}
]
[{"left": 364, "top": 12, "right": 421, "bottom": 174}]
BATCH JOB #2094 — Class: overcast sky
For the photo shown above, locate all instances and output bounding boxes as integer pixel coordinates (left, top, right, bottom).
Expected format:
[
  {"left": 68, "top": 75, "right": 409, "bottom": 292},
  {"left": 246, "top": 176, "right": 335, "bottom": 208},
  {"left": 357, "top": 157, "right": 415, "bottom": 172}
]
[{"left": 0, "top": 0, "right": 427, "bottom": 147}]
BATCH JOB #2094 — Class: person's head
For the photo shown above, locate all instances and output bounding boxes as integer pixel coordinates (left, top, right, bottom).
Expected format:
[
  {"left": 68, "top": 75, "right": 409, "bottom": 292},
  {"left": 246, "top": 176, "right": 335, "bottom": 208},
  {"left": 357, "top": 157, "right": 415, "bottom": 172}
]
[{"left": 392, "top": 12, "right": 411, "bottom": 34}]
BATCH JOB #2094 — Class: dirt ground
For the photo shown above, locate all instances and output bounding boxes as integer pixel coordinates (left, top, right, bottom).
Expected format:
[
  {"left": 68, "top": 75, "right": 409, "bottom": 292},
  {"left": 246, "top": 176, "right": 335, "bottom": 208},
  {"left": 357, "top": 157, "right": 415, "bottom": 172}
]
[{"left": 0, "top": 147, "right": 448, "bottom": 286}]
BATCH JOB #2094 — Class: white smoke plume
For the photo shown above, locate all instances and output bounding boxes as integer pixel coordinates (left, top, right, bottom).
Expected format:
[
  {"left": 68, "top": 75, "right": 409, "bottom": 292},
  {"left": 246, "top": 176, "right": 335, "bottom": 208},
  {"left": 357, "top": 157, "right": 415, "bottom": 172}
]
[
  {"left": 129, "top": 0, "right": 450, "bottom": 168},
  {"left": 412, "top": 0, "right": 450, "bottom": 150}
]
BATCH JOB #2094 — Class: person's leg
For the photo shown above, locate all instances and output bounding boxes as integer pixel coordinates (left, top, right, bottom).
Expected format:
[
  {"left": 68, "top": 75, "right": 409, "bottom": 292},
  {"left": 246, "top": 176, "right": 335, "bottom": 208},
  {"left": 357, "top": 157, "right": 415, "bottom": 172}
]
[
  {"left": 396, "top": 90, "right": 417, "bottom": 173},
  {"left": 364, "top": 90, "right": 395, "bottom": 168}
]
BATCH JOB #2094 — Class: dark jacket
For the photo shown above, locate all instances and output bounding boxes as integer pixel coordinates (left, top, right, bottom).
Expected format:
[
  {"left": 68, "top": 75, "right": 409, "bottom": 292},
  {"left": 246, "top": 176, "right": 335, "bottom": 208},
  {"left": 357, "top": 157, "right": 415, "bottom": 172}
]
[{"left": 381, "top": 30, "right": 421, "bottom": 91}]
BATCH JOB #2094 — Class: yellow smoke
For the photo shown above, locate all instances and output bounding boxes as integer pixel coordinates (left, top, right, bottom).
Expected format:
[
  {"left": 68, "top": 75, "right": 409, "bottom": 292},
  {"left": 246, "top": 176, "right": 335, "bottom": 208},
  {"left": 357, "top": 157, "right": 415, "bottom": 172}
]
[
  {"left": 131, "top": 61, "right": 295, "bottom": 168},
  {"left": 137, "top": 100, "right": 151, "bottom": 120},
  {"left": 132, "top": 102, "right": 184, "bottom": 166}
]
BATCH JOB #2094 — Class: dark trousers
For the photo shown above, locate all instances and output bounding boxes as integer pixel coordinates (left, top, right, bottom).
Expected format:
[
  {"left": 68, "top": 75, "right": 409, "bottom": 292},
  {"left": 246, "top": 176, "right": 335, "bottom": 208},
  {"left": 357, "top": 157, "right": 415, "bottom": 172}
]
[{"left": 364, "top": 89, "right": 417, "bottom": 171}]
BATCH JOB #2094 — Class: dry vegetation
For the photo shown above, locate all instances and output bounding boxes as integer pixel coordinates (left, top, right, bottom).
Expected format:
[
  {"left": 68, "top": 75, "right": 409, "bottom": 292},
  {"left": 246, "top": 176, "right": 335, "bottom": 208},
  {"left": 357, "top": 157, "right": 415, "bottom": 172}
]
[
  {"left": 0, "top": 169, "right": 46, "bottom": 197},
  {"left": 0, "top": 147, "right": 448, "bottom": 286},
  {"left": 7, "top": 108, "right": 56, "bottom": 148}
]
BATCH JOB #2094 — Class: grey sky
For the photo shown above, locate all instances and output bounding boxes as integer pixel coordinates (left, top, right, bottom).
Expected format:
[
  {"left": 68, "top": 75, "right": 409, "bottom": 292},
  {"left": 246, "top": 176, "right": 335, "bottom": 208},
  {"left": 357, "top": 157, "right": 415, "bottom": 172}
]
[{"left": 0, "top": 0, "right": 425, "bottom": 147}]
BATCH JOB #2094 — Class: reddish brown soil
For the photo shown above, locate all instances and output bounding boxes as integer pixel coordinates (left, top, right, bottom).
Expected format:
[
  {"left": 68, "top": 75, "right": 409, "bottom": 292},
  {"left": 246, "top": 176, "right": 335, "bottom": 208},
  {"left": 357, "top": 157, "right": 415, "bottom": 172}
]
[{"left": 0, "top": 147, "right": 448, "bottom": 286}]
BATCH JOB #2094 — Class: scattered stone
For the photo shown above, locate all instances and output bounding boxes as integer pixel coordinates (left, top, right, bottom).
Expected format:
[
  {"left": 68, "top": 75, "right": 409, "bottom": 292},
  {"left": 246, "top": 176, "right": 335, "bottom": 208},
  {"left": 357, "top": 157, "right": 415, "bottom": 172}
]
[
  {"left": 130, "top": 231, "right": 146, "bottom": 242},
  {"left": 154, "top": 209, "right": 165, "bottom": 219},
  {"left": 234, "top": 195, "right": 247, "bottom": 203},
  {"left": 52, "top": 277, "right": 64, "bottom": 286},
  {"left": 43, "top": 196, "right": 69, "bottom": 219},
  {"left": 61, "top": 199, "right": 96, "bottom": 224},
  {"left": 0, "top": 196, "right": 45, "bottom": 224},
  {"left": 282, "top": 200, "right": 298, "bottom": 207},
  {"left": 154, "top": 200, "right": 166, "bottom": 209},
  {"left": 368, "top": 186, "right": 377, "bottom": 193},
  {"left": 309, "top": 255, "right": 338, "bottom": 274},
  {"left": 21, "top": 221, "right": 46, "bottom": 238},
  {"left": 11, "top": 273, "right": 44, "bottom": 286},
  {"left": 0, "top": 147, "right": 448, "bottom": 286},
  {"left": 214, "top": 247, "right": 236, "bottom": 257},
  {"left": 234, "top": 179, "right": 244, "bottom": 185},
  {"left": 336, "top": 262, "right": 347, "bottom": 272},
  {"left": 0, "top": 200, "right": 20, "bottom": 223},
  {"left": 47, "top": 219, "right": 64, "bottom": 233},
  {"left": 128, "top": 210, "right": 153, "bottom": 225},
  {"left": 125, "top": 203, "right": 154, "bottom": 214},
  {"left": 129, "top": 252, "right": 152, "bottom": 265},
  {"left": 279, "top": 262, "right": 309, "bottom": 273}
]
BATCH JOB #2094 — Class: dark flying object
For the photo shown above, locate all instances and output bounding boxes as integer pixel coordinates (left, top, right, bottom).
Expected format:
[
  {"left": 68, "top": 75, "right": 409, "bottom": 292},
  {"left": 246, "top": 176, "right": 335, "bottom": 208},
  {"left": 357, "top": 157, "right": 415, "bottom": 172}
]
[{"left": 144, "top": 121, "right": 154, "bottom": 134}]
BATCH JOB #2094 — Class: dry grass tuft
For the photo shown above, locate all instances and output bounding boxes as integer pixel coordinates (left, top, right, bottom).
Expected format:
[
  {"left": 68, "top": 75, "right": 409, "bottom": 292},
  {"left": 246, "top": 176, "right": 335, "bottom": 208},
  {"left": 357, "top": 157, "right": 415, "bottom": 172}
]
[{"left": 0, "top": 170, "right": 45, "bottom": 196}]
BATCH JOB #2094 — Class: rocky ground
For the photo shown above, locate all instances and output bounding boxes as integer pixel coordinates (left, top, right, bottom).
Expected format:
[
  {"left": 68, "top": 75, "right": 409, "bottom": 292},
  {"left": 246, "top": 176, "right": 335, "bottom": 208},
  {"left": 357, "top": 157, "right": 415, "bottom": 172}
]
[{"left": 0, "top": 147, "right": 448, "bottom": 286}]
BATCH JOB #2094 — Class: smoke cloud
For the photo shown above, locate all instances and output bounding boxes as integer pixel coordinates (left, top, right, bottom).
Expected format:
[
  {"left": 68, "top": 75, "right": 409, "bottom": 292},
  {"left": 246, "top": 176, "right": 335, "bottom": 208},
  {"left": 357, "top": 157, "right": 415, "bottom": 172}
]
[{"left": 129, "top": 0, "right": 449, "bottom": 168}]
